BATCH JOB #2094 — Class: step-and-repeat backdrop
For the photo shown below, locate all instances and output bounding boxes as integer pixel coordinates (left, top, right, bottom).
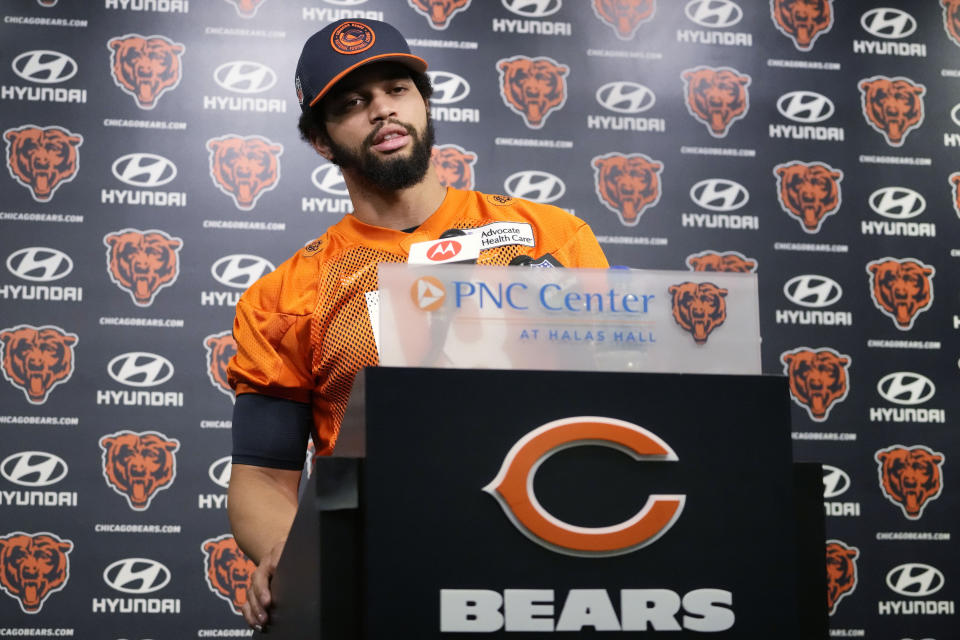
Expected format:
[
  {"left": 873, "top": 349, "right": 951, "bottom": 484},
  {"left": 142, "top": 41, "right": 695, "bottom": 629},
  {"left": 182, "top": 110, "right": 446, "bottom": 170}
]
[{"left": 1, "top": 0, "right": 958, "bottom": 637}]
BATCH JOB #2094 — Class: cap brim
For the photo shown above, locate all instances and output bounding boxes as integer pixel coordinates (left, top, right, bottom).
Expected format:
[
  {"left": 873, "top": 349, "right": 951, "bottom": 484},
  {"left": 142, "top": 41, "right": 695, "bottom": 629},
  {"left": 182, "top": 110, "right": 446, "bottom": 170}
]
[{"left": 308, "top": 53, "right": 428, "bottom": 108}]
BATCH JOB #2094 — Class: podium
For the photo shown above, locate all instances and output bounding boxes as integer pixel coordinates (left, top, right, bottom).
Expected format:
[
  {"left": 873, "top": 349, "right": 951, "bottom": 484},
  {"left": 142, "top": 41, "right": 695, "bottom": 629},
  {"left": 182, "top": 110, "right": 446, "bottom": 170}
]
[{"left": 268, "top": 367, "right": 827, "bottom": 638}]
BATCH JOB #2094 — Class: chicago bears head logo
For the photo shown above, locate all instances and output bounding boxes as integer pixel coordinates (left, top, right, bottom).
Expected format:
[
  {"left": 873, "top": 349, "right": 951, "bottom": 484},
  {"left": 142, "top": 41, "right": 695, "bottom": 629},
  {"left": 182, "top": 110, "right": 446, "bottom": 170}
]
[
  {"left": 408, "top": 0, "right": 472, "bottom": 29},
  {"left": 771, "top": 0, "right": 834, "bottom": 51},
  {"left": 592, "top": 152, "right": 663, "bottom": 226},
  {"left": 431, "top": 144, "right": 476, "bottom": 190},
  {"left": 825, "top": 540, "right": 858, "bottom": 616},
  {"left": 107, "top": 34, "right": 185, "bottom": 110},
  {"left": 205, "top": 331, "right": 237, "bottom": 402},
  {"left": 682, "top": 67, "right": 751, "bottom": 138},
  {"left": 773, "top": 161, "right": 843, "bottom": 233},
  {"left": 103, "top": 228, "right": 182, "bottom": 307},
  {"left": 942, "top": 0, "right": 960, "bottom": 47},
  {"left": 207, "top": 135, "right": 283, "bottom": 211},
  {"left": 668, "top": 282, "right": 728, "bottom": 345},
  {"left": 859, "top": 76, "right": 925, "bottom": 147},
  {"left": 223, "top": 0, "right": 268, "bottom": 18},
  {"left": 4, "top": 125, "right": 82, "bottom": 203},
  {"left": 781, "top": 347, "right": 850, "bottom": 422},
  {"left": 866, "top": 258, "right": 935, "bottom": 331},
  {"left": 0, "top": 325, "right": 77, "bottom": 405},
  {"left": 950, "top": 172, "right": 960, "bottom": 218},
  {"left": 876, "top": 445, "right": 944, "bottom": 520},
  {"left": 591, "top": 0, "right": 656, "bottom": 40},
  {"left": 497, "top": 56, "right": 569, "bottom": 129},
  {"left": 686, "top": 251, "right": 758, "bottom": 273},
  {"left": 100, "top": 430, "right": 180, "bottom": 510},
  {"left": 202, "top": 534, "right": 256, "bottom": 615},
  {"left": 0, "top": 532, "right": 72, "bottom": 614}
]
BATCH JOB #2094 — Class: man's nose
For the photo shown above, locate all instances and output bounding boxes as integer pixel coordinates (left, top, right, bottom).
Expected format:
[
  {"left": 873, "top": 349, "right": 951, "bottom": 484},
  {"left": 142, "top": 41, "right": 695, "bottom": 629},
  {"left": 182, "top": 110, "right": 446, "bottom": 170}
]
[{"left": 368, "top": 91, "right": 396, "bottom": 122}]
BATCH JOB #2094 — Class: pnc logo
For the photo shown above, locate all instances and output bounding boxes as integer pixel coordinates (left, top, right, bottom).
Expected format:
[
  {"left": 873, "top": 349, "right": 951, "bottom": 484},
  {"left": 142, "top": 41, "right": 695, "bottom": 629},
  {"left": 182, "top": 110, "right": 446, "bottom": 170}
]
[
  {"left": 1, "top": 452, "right": 68, "bottom": 488},
  {"left": 408, "top": 0, "right": 473, "bottom": 30},
  {"left": 595, "top": 81, "right": 655, "bottom": 114},
  {"left": 111, "top": 153, "right": 177, "bottom": 189},
  {"left": 211, "top": 254, "right": 274, "bottom": 289},
  {"left": 0, "top": 531, "right": 73, "bottom": 614},
  {"left": 12, "top": 50, "right": 77, "bottom": 84},
  {"left": 485, "top": 417, "right": 683, "bottom": 556},
  {"left": 502, "top": 0, "right": 562, "bottom": 18},
  {"left": 6, "top": 247, "right": 72, "bottom": 282},
  {"left": 886, "top": 564, "right": 945, "bottom": 597},
  {"left": 103, "top": 558, "right": 170, "bottom": 594},
  {"left": 684, "top": 0, "right": 743, "bottom": 28},
  {"left": 776, "top": 90, "right": 834, "bottom": 124},
  {"left": 208, "top": 456, "right": 231, "bottom": 489},
  {"left": 689, "top": 178, "right": 748, "bottom": 211},
  {"left": 411, "top": 276, "right": 446, "bottom": 311},
  {"left": 876, "top": 445, "right": 944, "bottom": 520},
  {"left": 427, "top": 241, "right": 463, "bottom": 262},
  {"left": 877, "top": 372, "right": 935, "bottom": 406},
  {"left": 213, "top": 61, "right": 277, "bottom": 94},
  {"left": 783, "top": 275, "right": 842, "bottom": 308},
  {"left": 107, "top": 352, "right": 174, "bottom": 388},
  {"left": 504, "top": 170, "right": 565, "bottom": 203},
  {"left": 869, "top": 187, "right": 925, "bottom": 220},
  {"left": 821, "top": 465, "right": 850, "bottom": 499},
  {"left": 861, "top": 8, "right": 916, "bottom": 39},
  {"left": 311, "top": 163, "right": 348, "bottom": 196},
  {"left": 426, "top": 71, "right": 471, "bottom": 104}
]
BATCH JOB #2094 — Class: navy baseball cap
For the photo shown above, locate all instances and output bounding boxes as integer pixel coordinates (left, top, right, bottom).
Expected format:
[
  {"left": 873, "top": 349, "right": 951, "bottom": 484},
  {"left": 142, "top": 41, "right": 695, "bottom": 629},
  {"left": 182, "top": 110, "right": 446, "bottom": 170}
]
[{"left": 295, "top": 19, "right": 428, "bottom": 112}]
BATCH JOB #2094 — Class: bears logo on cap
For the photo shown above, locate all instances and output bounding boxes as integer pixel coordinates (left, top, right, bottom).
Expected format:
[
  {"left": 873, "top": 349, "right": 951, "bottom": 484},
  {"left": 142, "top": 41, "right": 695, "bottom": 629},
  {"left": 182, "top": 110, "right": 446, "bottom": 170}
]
[{"left": 330, "top": 21, "right": 375, "bottom": 55}]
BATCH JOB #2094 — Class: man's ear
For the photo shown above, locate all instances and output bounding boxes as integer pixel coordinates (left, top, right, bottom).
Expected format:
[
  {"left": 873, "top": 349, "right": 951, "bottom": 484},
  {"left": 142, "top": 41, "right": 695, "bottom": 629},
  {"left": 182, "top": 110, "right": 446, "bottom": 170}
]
[{"left": 312, "top": 137, "right": 334, "bottom": 161}]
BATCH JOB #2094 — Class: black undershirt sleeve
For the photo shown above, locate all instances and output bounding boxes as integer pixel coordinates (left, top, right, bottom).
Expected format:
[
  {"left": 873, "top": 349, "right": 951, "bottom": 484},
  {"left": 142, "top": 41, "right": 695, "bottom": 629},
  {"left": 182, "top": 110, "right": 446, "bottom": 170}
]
[{"left": 231, "top": 393, "right": 313, "bottom": 470}]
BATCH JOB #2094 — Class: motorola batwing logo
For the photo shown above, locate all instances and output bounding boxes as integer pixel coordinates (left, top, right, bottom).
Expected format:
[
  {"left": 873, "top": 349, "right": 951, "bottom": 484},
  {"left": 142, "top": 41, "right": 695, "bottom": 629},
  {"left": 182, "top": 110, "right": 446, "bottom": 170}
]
[
  {"left": 783, "top": 275, "right": 842, "bottom": 308},
  {"left": 689, "top": 179, "right": 748, "bottom": 211},
  {"left": 107, "top": 352, "right": 174, "bottom": 388},
  {"left": 211, "top": 254, "right": 275, "bottom": 289},
  {"left": 103, "top": 558, "right": 171, "bottom": 594},
  {"left": 684, "top": 0, "right": 743, "bottom": 28},
  {"left": 868, "top": 187, "right": 925, "bottom": 220},
  {"left": 213, "top": 61, "right": 277, "bottom": 94},
  {"left": 861, "top": 8, "right": 916, "bottom": 39},
  {"left": 1, "top": 451, "right": 68, "bottom": 487},
  {"left": 822, "top": 464, "right": 850, "bottom": 499},
  {"left": 877, "top": 372, "right": 935, "bottom": 406},
  {"left": 595, "top": 81, "right": 656, "bottom": 114},
  {"left": 12, "top": 50, "right": 78, "bottom": 84},
  {"left": 504, "top": 170, "right": 565, "bottom": 203},
  {"left": 311, "top": 164, "right": 349, "bottom": 196},
  {"left": 208, "top": 456, "right": 231, "bottom": 489},
  {"left": 426, "top": 71, "right": 470, "bottom": 104},
  {"left": 111, "top": 153, "right": 177, "bottom": 188},
  {"left": 886, "top": 564, "right": 944, "bottom": 597},
  {"left": 6, "top": 247, "right": 73, "bottom": 282},
  {"left": 777, "top": 91, "right": 834, "bottom": 124},
  {"left": 502, "top": 0, "right": 562, "bottom": 18}
]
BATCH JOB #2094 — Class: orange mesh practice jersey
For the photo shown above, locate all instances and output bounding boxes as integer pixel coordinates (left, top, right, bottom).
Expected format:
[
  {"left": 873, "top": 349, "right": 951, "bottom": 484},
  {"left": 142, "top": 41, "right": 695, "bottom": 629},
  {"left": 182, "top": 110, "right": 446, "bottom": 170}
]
[{"left": 227, "top": 188, "right": 608, "bottom": 455}]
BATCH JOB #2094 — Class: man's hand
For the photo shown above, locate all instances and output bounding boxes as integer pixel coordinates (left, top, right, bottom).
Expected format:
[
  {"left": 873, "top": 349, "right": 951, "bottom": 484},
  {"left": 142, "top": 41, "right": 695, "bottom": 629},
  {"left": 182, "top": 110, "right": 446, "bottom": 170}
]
[{"left": 242, "top": 538, "right": 285, "bottom": 631}]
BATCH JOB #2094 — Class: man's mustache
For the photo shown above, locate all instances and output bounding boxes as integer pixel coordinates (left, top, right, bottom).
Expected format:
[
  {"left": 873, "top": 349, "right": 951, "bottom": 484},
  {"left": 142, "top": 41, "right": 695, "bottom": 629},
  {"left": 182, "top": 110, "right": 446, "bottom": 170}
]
[{"left": 363, "top": 119, "right": 415, "bottom": 148}]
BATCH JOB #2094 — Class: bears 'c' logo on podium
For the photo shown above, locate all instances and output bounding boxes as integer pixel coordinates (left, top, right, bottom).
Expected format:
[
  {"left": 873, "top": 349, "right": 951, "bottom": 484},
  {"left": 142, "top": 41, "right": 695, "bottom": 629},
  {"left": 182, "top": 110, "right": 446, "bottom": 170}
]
[
  {"left": 0, "top": 532, "right": 73, "bottom": 614},
  {"left": 485, "top": 417, "right": 684, "bottom": 557}
]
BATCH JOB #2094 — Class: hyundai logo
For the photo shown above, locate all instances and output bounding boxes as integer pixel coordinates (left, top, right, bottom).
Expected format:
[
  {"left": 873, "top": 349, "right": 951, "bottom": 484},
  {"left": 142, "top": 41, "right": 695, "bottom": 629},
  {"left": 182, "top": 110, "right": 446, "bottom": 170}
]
[
  {"left": 12, "top": 50, "right": 77, "bottom": 84},
  {"left": 684, "top": 0, "right": 743, "bottom": 28},
  {"left": 689, "top": 178, "right": 748, "bottom": 211},
  {"left": 861, "top": 8, "right": 916, "bottom": 40},
  {"left": 950, "top": 103, "right": 960, "bottom": 128},
  {"left": 6, "top": 247, "right": 73, "bottom": 282},
  {"left": 877, "top": 372, "right": 935, "bottom": 406},
  {"left": 821, "top": 465, "right": 850, "bottom": 499},
  {"left": 213, "top": 61, "right": 277, "bottom": 94},
  {"left": 107, "top": 352, "right": 175, "bottom": 388},
  {"left": 783, "top": 275, "right": 842, "bottom": 308},
  {"left": 595, "top": 81, "right": 655, "bottom": 114},
  {"left": 426, "top": 71, "right": 470, "bottom": 104},
  {"left": 111, "top": 153, "right": 177, "bottom": 188},
  {"left": 211, "top": 254, "right": 275, "bottom": 289},
  {"left": 208, "top": 456, "right": 232, "bottom": 489},
  {"left": 103, "top": 558, "right": 171, "bottom": 595},
  {"left": 1, "top": 451, "right": 68, "bottom": 487},
  {"left": 504, "top": 170, "right": 565, "bottom": 203},
  {"left": 868, "top": 187, "right": 925, "bottom": 220},
  {"left": 886, "top": 564, "right": 944, "bottom": 597},
  {"left": 311, "top": 164, "right": 349, "bottom": 196},
  {"left": 776, "top": 91, "right": 834, "bottom": 124},
  {"left": 501, "top": 0, "right": 562, "bottom": 18}
]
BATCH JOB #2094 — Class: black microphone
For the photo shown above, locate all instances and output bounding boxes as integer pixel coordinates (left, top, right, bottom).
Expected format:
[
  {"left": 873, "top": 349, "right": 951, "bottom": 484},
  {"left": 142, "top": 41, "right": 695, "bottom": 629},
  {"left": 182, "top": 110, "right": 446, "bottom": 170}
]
[{"left": 439, "top": 228, "right": 467, "bottom": 239}]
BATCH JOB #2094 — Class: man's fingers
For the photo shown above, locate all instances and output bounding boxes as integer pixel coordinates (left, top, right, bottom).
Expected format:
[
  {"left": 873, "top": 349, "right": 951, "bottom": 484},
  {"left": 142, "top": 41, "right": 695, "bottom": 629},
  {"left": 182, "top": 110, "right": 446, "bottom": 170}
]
[
  {"left": 241, "top": 600, "right": 262, "bottom": 630},
  {"left": 252, "top": 566, "right": 273, "bottom": 609}
]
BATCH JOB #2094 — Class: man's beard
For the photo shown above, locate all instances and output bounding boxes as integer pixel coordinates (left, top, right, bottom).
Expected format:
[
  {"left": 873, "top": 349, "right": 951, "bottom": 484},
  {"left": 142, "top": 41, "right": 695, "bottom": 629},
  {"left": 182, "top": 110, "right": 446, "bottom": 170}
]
[{"left": 327, "top": 116, "right": 435, "bottom": 191}]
